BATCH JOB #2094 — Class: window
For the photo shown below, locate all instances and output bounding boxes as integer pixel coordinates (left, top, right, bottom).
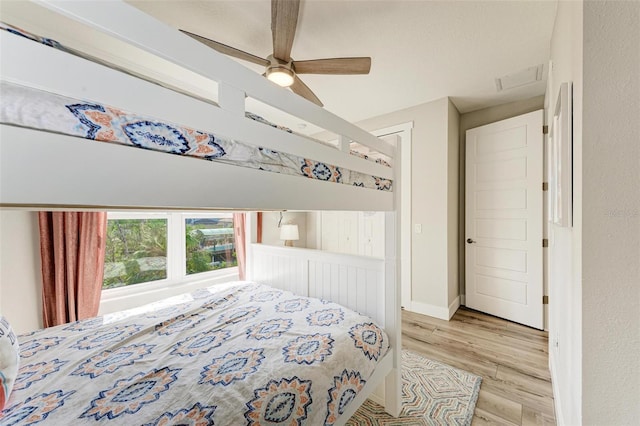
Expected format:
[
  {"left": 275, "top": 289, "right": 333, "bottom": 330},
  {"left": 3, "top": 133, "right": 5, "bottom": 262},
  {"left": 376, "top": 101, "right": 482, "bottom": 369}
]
[
  {"left": 104, "top": 217, "right": 168, "bottom": 289},
  {"left": 186, "top": 216, "right": 237, "bottom": 275},
  {"left": 103, "top": 212, "right": 237, "bottom": 290}
]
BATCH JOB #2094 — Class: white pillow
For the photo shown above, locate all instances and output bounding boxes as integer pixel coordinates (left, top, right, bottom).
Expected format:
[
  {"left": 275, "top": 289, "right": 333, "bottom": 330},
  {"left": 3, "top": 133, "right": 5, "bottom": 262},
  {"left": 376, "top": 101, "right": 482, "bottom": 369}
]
[{"left": 0, "top": 316, "right": 19, "bottom": 410}]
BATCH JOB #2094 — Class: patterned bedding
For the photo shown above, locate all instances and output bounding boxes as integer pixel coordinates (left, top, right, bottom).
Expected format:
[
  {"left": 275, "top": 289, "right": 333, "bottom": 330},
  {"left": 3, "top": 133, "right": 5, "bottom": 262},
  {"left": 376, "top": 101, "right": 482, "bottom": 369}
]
[
  {"left": 1, "top": 282, "right": 389, "bottom": 425},
  {"left": 0, "top": 23, "right": 393, "bottom": 192}
]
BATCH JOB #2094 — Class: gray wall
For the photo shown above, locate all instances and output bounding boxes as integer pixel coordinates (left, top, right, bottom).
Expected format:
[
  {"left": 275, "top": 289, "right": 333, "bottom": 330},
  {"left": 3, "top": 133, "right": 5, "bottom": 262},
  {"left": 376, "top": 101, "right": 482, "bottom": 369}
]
[
  {"left": 316, "top": 97, "right": 460, "bottom": 315},
  {"left": 0, "top": 211, "right": 43, "bottom": 333},
  {"left": 546, "top": 1, "right": 640, "bottom": 424},
  {"left": 260, "top": 211, "right": 308, "bottom": 248},
  {"left": 581, "top": 0, "right": 639, "bottom": 423}
]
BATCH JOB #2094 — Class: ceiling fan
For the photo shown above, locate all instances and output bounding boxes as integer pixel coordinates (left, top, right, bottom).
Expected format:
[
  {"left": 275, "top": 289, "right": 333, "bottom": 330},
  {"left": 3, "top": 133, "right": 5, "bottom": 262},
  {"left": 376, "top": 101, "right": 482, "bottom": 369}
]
[{"left": 179, "top": 0, "right": 371, "bottom": 107}]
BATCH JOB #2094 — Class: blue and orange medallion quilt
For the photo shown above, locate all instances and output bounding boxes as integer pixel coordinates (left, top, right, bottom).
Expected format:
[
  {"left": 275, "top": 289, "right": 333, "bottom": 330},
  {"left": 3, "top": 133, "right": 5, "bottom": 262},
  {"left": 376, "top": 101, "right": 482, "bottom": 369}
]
[{"left": 2, "top": 282, "right": 389, "bottom": 425}]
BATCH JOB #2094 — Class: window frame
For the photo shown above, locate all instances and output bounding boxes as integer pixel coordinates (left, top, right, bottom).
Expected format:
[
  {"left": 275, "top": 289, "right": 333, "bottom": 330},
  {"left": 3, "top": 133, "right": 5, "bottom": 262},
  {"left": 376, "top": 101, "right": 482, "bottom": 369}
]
[{"left": 101, "top": 211, "right": 239, "bottom": 301}]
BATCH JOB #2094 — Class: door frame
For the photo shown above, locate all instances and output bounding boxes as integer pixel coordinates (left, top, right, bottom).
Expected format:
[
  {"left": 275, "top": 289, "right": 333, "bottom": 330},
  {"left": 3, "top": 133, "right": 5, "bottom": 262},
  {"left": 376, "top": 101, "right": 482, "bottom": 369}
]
[
  {"left": 464, "top": 110, "right": 544, "bottom": 329},
  {"left": 372, "top": 122, "right": 413, "bottom": 310}
]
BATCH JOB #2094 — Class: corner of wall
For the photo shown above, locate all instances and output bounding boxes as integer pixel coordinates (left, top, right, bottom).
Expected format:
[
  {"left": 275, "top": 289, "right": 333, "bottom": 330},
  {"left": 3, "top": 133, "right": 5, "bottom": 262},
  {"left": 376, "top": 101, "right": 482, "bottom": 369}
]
[
  {"left": 546, "top": 0, "right": 584, "bottom": 424},
  {"left": 447, "top": 99, "right": 461, "bottom": 306}
]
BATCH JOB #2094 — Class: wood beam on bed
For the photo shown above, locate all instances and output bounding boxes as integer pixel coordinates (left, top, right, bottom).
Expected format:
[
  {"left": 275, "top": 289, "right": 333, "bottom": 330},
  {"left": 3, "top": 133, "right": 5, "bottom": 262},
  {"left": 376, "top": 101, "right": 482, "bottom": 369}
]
[{"left": 0, "top": 125, "right": 394, "bottom": 212}]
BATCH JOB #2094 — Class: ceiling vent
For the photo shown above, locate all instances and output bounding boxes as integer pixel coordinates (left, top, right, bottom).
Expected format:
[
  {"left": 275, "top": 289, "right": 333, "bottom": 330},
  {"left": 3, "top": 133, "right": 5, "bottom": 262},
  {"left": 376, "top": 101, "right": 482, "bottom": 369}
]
[{"left": 495, "top": 64, "right": 544, "bottom": 92}]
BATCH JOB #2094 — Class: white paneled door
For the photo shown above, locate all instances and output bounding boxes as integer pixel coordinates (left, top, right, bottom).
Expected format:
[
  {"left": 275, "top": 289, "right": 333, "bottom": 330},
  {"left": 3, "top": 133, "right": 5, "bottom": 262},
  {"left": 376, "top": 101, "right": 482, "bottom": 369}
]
[{"left": 465, "top": 110, "right": 543, "bottom": 329}]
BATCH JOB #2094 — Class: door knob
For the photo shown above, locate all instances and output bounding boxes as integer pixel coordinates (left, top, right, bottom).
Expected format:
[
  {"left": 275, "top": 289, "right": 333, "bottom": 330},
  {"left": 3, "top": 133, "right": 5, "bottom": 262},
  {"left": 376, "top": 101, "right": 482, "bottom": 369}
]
[{"left": 466, "top": 238, "right": 476, "bottom": 244}]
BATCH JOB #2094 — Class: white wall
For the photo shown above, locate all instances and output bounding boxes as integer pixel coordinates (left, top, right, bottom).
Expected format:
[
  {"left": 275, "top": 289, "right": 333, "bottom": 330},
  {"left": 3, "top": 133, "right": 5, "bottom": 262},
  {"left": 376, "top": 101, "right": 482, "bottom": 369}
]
[
  {"left": 303, "top": 211, "right": 385, "bottom": 258},
  {"left": 317, "top": 98, "right": 460, "bottom": 319},
  {"left": 0, "top": 211, "right": 43, "bottom": 333},
  {"left": 546, "top": 1, "right": 583, "bottom": 424},
  {"left": 260, "top": 211, "right": 307, "bottom": 248},
  {"left": 547, "top": 1, "right": 640, "bottom": 424},
  {"left": 305, "top": 212, "right": 320, "bottom": 249}
]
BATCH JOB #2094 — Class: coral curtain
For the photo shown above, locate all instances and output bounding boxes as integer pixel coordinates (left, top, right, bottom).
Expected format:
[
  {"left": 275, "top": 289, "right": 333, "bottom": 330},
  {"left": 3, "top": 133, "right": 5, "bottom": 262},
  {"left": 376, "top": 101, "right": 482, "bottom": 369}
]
[
  {"left": 256, "top": 212, "right": 263, "bottom": 244},
  {"left": 233, "top": 213, "right": 247, "bottom": 280},
  {"left": 38, "top": 212, "right": 108, "bottom": 328}
]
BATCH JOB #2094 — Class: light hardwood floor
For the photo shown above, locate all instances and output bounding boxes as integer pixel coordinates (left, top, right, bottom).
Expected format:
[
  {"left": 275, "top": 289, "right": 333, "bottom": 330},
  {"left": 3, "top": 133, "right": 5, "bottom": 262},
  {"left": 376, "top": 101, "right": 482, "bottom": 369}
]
[{"left": 402, "top": 307, "right": 556, "bottom": 425}]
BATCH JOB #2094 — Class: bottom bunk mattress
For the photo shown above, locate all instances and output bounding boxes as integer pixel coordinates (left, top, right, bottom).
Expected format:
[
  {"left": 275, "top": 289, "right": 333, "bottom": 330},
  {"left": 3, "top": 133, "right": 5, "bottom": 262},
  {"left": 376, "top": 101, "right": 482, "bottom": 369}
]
[{"left": 3, "top": 281, "right": 389, "bottom": 425}]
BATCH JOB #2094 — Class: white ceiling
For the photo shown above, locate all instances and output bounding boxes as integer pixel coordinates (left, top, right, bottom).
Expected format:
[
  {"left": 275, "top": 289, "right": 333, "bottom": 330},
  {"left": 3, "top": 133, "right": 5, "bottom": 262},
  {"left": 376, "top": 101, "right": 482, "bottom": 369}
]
[{"left": 129, "top": 0, "right": 558, "bottom": 123}]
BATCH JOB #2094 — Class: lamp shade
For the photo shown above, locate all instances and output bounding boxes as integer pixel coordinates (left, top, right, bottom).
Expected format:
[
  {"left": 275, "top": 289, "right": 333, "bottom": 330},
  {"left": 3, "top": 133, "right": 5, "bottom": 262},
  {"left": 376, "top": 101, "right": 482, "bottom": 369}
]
[{"left": 279, "top": 224, "right": 299, "bottom": 241}]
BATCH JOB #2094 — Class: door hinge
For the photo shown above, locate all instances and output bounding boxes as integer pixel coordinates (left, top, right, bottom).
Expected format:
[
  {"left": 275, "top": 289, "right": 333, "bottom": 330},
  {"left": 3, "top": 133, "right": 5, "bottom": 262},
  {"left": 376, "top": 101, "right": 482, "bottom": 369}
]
[
  {"left": 543, "top": 182, "right": 549, "bottom": 191},
  {"left": 543, "top": 125, "right": 549, "bottom": 135},
  {"left": 543, "top": 295, "right": 549, "bottom": 305},
  {"left": 542, "top": 238, "right": 549, "bottom": 247}
]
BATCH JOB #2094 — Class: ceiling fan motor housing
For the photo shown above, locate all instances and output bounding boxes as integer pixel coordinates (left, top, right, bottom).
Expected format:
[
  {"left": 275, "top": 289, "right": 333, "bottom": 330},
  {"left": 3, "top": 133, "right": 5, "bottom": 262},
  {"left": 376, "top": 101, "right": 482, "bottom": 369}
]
[{"left": 266, "top": 55, "right": 295, "bottom": 86}]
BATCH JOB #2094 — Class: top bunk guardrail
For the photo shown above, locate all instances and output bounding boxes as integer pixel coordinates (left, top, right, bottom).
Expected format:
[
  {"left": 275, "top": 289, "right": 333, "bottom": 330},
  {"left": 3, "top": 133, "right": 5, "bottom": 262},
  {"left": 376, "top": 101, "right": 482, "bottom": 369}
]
[
  {"left": 0, "top": 0, "right": 396, "bottom": 212},
  {"left": 38, "top": 0, "right": 393, "bottom": 155}
]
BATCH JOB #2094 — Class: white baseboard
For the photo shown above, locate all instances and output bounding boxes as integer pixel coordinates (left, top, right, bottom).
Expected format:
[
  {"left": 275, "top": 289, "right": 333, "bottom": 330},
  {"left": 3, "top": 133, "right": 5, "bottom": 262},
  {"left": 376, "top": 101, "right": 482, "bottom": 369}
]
[
  {"left": 406, "top": 296, "right": 460, "bottom": 321},
  {"left": 408, "top": 296, "right": 460, "bottom": 321},
  {"left": 549, "top": 351, "right": 565, "bottom": 426},
  {"left": 448, "top": 296, "right": 460, "bottom": 319},
  {"left": 408, "top": 300, "right": 450, "bottom": 320}
]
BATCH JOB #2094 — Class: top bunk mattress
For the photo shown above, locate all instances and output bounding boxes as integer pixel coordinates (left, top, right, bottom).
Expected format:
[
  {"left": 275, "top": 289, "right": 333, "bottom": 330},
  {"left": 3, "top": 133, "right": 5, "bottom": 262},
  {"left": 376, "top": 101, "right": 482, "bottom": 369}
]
[{"left": 4, "top": 281, "right": 390, "bottom": 425}]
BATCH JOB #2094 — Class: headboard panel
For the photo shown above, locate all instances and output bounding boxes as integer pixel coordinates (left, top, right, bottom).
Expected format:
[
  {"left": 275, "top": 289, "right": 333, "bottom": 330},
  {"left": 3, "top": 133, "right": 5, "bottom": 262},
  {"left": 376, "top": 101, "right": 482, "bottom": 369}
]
[
  {"left": 249, "top": 244, "right": 385, "bottom": 327},
  {"left": 251, "top": 246, "right": 308, "bottom": 296}
]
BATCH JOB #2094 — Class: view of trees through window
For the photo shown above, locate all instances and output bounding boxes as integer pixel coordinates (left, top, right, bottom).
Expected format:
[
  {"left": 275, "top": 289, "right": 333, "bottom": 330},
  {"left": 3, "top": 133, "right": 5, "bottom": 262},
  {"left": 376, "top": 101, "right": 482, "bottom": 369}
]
[
  {"left": 103, "top": 218, "right": 168, "bottom": 289},
  {"left": 103, "top": 214, "right": 237, "bottom": 289},
  {"left": 186, "top": 216, "right": 237, "bottom": 275}
]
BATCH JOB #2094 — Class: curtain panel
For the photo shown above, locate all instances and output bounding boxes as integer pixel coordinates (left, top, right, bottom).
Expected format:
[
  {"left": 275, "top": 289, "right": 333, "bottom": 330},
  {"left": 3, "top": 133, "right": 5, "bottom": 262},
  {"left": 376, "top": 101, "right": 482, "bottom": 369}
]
[
  {"left": 233, "top": 213, "right": 247, "bottom": 280},
  {"left": 38, "top": 212, "right": 107, "bottom": 327}
]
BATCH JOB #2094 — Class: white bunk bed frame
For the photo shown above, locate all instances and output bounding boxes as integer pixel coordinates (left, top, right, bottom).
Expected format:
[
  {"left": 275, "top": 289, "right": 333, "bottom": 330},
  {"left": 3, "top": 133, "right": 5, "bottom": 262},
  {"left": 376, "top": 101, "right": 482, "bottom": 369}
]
[{"left": 0, "top": 0, "right": 402, "bottom": 422}]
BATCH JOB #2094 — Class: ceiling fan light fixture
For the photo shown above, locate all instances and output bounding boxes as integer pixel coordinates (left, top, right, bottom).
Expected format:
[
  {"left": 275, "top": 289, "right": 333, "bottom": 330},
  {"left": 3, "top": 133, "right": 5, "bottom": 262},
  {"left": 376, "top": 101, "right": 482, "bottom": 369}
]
[
  {"left": 266, "top": 66, "right": 295, "bottom": 87},
  {"left": 182, "top": 0, "right": 369, "bottom": 107}
]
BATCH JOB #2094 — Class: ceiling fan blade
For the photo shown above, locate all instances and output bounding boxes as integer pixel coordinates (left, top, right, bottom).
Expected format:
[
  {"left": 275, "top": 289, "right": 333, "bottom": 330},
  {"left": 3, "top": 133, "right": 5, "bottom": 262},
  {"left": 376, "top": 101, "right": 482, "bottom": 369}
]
[
  {"left": 290, "top": 75, "right": 323, "bottom": 107},
  {"left": 293, "top": 57, "right": 372, "bottom": 75},
  {"left": 180, "top": 29, "right": 269, "bottom": 67},
  {"left": 272, "top": 0, "right": 299, "bottom": 62}
]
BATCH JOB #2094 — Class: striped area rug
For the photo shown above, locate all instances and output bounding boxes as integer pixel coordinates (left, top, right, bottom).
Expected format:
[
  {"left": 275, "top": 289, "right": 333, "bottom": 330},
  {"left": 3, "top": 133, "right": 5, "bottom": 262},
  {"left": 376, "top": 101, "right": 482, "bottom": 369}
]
[{"left": 348, "top": 350, "right": 482, "bottom": 426}]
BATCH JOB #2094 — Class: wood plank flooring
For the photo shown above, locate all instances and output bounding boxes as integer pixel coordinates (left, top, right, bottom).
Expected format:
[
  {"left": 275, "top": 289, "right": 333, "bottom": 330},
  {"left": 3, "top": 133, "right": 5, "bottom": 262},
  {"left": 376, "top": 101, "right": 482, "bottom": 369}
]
[{"left": 402, "top": 307, "right": 556, "bottom": 425}]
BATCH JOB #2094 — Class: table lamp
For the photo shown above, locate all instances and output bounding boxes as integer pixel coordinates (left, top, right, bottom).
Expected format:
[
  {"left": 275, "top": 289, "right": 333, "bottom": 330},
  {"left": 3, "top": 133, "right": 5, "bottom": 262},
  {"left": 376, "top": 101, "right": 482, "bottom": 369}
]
[{"left": 280, "top": 224, "right": 299, "bottom": 247}]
